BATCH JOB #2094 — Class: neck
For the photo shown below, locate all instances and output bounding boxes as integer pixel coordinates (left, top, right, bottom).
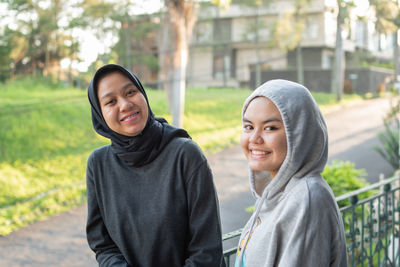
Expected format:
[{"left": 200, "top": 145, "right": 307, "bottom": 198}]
[{"left": 253, "top": 170, "right": 272, "bottom": 196}]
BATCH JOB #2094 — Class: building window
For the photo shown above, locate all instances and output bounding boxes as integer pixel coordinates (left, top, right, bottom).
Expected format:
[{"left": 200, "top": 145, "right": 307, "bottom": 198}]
[
  {"left": 213, "top": 18, "right": 232, "bottom": 43},
  {"left": 193, "top": 21, "right": 212, "bottom": 44},
  {"left": 303, "top": 17, "right": 319, "bottom": 39},
  {"left": 212, "top": 47, "right": 236, "bottom": 79}
]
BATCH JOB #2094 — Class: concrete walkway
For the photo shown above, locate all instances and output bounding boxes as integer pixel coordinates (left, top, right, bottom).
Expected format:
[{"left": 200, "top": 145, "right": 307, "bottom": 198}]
[{"left": 0, "top": 97, "right": 394, "bottom": 266}]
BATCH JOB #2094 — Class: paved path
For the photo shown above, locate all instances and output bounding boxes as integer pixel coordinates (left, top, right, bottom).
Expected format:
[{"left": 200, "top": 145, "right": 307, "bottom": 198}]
[{"left": 0, "top": 97, "right": 394, "bottom": 266}]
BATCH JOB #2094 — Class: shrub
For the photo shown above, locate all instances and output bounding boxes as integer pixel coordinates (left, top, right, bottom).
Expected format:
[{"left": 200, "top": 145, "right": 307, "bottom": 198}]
[
  {"left": 322, "top": 160, "right": 371, "bottom": 207},
  {"left": 323, "top": 160, "right": 368, "bottom": 197},
  {"left": 375, "top": 97, "right": 399, "bottom": 170}
]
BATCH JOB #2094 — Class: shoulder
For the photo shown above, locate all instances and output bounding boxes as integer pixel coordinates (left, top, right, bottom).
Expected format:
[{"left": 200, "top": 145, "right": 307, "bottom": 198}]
[
  {"left": 298, "top": 176, "right": 342, "bottom": 227},
  {"left": 166, "top": 137, "right": 207, "bottom": 162},
  {"left": 305, "top": 176, "right": 337, "bottom": 208},
  {"left": 286, "top": 176, "right": 334, "bottom": 199},
  {"left": 164, "top": 138, "right": 211, "bottom": 181},
  {"left": 87, "top": 145, "right": 111, "bottom": 165},
  {"left": 283, "top": 176, "right": 339, "bottom": 218}
]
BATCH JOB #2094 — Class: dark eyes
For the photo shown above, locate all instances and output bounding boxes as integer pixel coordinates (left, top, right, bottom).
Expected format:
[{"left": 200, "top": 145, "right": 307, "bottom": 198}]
[
  {"left": 243, "top": 125, "right": 253, "bottom": 130},
  {"left": 243, "top": 125, "right": 278, "bottom": 131},
  {"left": 103, "top": 89, "right": 137, "bottom": 106},
  {"left": 105, "top": 99, "right": 116, "bottom": 105},
  {"left": 126, "top": 89, "right": 137, "bottom": 96},
  {"left": 265, "top": 126, "right": 277, "bottom": 131}
]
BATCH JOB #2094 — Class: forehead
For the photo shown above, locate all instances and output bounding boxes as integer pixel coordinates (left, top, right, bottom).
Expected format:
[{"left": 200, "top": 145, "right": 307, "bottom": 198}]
[
  {"left": 245, "top": 97, "right": 281, "bottom": 117},
  {"left": 97, "top": 71, "right": 132, "bottom": 91}
]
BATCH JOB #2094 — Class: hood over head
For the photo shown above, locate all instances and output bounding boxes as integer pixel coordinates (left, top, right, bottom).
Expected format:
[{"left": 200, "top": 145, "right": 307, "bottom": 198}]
[
  {"left": 242, "top": 79, "right": 328, "bottom": 200},
  {"left": 88, "top": 64, "right": 190, "bottom": 167}
]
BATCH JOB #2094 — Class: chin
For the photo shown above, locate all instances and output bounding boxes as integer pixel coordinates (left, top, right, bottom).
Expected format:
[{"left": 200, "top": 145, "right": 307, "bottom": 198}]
[{"left": 249, "top": 163, "right": 268, "bottom": 172}]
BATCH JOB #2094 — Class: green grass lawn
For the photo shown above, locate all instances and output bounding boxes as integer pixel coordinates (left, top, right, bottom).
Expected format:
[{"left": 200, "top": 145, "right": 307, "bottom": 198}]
[{"left": 0, "top": 78, "right": 363, "bottom": 235}]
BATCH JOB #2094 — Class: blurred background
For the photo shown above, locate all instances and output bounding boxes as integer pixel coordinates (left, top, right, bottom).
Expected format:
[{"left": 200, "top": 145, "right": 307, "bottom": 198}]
[
  {"left": 1, "top": 0, "right": 399, "bottom": 94},
  {"left": 0, "top": 0, "right": 399, "bottom": 241}
]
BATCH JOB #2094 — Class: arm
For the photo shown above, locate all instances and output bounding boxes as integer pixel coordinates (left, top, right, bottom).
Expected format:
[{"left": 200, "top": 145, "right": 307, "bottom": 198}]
[
  {"left": 183, "top": 160, "right": 225, "bottom": 267},
  {"left": 86, "top": 154, "right": 131, "bottom": 267},
  {"left": 276, "top": 179, "right": 347, "bottom": 267}
]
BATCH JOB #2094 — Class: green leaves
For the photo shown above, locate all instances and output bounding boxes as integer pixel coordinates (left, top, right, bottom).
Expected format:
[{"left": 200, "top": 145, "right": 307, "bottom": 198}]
[
  {"left": 370, "top": 0, "right": 399, "bottom": 34},
  {"left": 322, "top": 160, "right": 371, "bottom": 207},
  {"left": 374, "top": 97, "right": 400, "bottom": 170}
]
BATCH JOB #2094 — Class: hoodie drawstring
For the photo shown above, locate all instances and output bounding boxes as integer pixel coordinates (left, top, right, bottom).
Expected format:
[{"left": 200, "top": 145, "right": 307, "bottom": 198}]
[{"left": 237, "top": 191, "right": 267, "bottom": 267}]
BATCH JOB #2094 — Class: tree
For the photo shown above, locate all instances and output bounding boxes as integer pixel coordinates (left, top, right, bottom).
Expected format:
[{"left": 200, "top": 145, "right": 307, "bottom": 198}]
[
  {"left": 234, "top": 0, "right": 273, "bottom": 87},
  {"left": 272, "top": 0, "right": 311, "bottom": 85},
  {"left": 369, "top": 0, "right": 400, "bottom": 83},
  {"left": 161, "top": 0, "right": 198, "bottom": 128},
  {"left": 4, "top": 0, "right": 80, "bottom": 81},
  {"left": 110, "top": 11, "right": 160, "bottom": 77},
  {"left": 0, "top": 25, "right": 18, "bottom": 81},
  {"left": 331, "top": 0, "right": 354, "bottom": 101}
]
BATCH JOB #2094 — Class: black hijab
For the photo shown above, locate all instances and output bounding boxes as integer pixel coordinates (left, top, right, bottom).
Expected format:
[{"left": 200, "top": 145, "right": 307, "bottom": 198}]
[{"left": 88, "top": 64, "right": 190, "bottom": 167}]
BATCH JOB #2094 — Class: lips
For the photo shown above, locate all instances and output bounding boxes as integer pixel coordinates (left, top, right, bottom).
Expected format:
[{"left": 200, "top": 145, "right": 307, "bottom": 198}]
[{"left": 121, "top": 112, "right": 139, "bottom": 122}]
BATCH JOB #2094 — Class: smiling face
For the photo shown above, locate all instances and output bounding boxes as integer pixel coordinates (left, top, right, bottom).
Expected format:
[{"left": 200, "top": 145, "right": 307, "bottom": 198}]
[
  {"left": 240, "top": 97, "right": 287, "bottom": 178},
  {"left": 97, "top": 71, "right": 149, "bottom": 137}
]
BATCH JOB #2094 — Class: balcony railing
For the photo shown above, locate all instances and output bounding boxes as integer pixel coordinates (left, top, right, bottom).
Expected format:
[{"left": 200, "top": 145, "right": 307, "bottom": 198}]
[{"left": 222, "top": 174, "right": 400, "bottom": 266}]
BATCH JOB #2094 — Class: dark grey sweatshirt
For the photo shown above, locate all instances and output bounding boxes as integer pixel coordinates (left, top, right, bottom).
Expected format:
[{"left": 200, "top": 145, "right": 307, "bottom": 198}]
[{"left": 86, "top": 137, "right": 224, "bottom": 267}]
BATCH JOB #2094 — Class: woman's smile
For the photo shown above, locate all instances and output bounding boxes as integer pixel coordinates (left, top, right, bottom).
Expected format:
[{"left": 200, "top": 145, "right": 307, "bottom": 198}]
[
  {"left": 121, "top": 111, "right": 140, "bottom": 122},
  {"left": 250, "top": 149, "right": 270, "bottom": 158}
]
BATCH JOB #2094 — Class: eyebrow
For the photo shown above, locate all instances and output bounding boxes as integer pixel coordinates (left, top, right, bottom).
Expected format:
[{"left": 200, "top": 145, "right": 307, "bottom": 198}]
[
  {"left": 100, "top": 82, "right": 136, "bottom": 101},
  {"left": 242, "top": 117, "right": 282, "bottom": 124}
]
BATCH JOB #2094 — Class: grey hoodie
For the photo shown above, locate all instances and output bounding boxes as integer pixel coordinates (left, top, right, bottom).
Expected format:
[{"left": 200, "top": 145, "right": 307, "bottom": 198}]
[{"left": 235, "top": 80, "right": 348, "bottom": 267}]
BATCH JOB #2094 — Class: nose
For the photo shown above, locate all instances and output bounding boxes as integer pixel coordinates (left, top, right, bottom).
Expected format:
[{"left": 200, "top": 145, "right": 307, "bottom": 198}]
[
  {"left": 119, "top": 98, "right": 133, "bottom": 112},
  {"left": 249, "top": 129, "right": 263, "bottom": 144}
]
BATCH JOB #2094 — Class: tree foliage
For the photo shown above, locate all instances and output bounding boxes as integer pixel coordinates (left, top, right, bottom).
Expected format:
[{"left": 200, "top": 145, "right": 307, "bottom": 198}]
[
  {"left": 370, "top": 0, "right": 400, "bottom": 34},
  {"left": 375, "top": 96, "right": 400, "bottom": 170},
  {"left": 272, "top": 0, "right": 309, "bottom": 51},
  {"left": 369, "top": 0, "right": 400, "bottom": 82},
  {"left": 3, "top": 0, "right": 71, "bottom": 78}
]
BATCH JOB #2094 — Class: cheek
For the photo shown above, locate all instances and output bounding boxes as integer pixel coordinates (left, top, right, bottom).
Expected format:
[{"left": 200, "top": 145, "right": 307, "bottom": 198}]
[
  {"left": 137, "top": 97, "right": 149, "bottom": 120},
  {"left": 240, "top": 132, "right": 249, "bottom": 154},
  {"left": 101, "top": 108, "right": 115, "bottom": 124},
  {"left": 275, "top": 135, "right": 287, "bottom": 157}
]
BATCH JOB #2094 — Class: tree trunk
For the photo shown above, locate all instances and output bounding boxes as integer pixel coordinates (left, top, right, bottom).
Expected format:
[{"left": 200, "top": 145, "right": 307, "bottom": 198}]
[
  {"left": 254, "top": 9, "right": 261, "bottom": 87},
  {"left": 44, "top": 45, "right": 50, "bottom": 77},
  {"left": 332, "top": 0, "right": 345, "bottom": 101},
  {"left": 171, "top": 46, "right": 187, "bottom": 127},
  {"left": 394, "top": 31, "right": 400, "bottom": 82},
  {"left": 123, "top": 20, "right": 132, "bottom": 71},
  {"left": 296, "top": 45, "right": 304, "bottom": 84},
  {"left": 158, "top": 11, "right": 175, "bottom": 110},
  {"left": 165, "top": 0, "right": 197, "bottom": 128}
]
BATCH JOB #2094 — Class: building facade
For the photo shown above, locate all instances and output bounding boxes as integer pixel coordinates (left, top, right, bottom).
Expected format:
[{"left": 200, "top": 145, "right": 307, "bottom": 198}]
[{"left": 186, "top": 0, "right": 395, "bottom": 90}]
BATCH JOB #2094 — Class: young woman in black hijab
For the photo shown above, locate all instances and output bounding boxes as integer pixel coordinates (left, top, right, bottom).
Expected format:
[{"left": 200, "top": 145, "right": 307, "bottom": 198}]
[{"left": 86, "top": 64, "right": 225, "bottom": 266}]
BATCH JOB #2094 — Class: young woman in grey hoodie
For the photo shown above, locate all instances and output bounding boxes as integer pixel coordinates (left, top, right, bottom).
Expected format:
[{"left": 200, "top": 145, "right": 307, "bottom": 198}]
[{"left": 235, "top": 80, "right": 348, "bottom": 267}]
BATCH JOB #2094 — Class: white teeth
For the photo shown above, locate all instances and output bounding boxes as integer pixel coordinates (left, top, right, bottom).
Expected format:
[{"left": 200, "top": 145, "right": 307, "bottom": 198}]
[
  {"left": 123, "top": 112, "right": 138, "bottom": 121},
  {"left": 252, "top": 150, "right": 266, "bottom": 155}
]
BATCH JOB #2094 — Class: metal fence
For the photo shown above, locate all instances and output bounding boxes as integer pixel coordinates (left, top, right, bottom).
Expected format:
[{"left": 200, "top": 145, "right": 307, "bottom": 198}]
[{"left": 222, "top": 174, "right": 400, "bottom": 266}]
